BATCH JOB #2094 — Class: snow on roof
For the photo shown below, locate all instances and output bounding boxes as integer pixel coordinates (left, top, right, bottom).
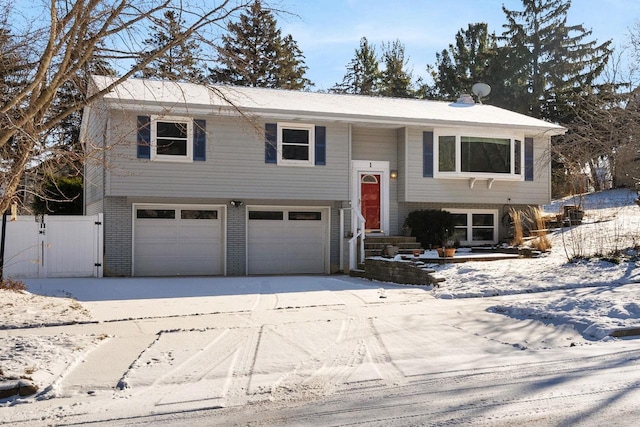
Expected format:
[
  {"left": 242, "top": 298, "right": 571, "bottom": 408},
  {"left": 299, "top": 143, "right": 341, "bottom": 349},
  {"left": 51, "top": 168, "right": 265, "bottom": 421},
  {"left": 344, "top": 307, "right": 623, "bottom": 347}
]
[{"left": 91, "top": 75, "right": 566, "bottom": 134}]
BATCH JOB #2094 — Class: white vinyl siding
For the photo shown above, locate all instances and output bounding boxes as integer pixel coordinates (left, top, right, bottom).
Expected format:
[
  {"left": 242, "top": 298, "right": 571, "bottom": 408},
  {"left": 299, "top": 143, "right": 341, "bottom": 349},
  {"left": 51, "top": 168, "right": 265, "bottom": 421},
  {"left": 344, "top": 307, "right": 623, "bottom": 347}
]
[
  {"left": 82, "top": 102, "right": 108, "bottom": 207},
  {"left": 405, "top": 127, "right": 551, "bottom": 206},
  {"left": 106, "top": 113, "right": 349, "bottom": 201}
]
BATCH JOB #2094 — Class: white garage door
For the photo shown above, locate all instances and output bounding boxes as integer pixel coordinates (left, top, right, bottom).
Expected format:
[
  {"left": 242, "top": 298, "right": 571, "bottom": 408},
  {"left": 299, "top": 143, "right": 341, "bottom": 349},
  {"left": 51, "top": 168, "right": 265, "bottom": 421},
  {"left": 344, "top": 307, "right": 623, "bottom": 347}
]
[
  {"left": 134, "top": 205, "right": 224, "bottom": 276},
  {"left": 247, "top": 208, "right": 329, "bottom": 275}
]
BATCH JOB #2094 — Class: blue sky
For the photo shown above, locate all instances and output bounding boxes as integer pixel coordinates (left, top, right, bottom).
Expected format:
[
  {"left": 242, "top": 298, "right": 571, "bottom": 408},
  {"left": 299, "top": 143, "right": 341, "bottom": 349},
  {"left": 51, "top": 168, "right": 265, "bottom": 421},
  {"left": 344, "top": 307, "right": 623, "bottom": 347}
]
[{"left": 275, "top": 0, "right": 640, "bottom": 90}]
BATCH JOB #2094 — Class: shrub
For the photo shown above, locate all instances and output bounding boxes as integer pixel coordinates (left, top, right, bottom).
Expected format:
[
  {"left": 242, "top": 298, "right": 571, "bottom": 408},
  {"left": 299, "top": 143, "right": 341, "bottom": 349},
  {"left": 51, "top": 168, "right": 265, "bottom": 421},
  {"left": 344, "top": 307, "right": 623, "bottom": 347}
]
[
  {"left": 0, "top": 278, "right": 27, "bottom": 292},
  {"left": 530, "top": 207, "right": 552, "bottom": 251},
  {"left": 404, "top": 209, "right": 455, "bottom": 248},
  {"left": 509, "top": 208, "right": 526, "bottom": 246}
]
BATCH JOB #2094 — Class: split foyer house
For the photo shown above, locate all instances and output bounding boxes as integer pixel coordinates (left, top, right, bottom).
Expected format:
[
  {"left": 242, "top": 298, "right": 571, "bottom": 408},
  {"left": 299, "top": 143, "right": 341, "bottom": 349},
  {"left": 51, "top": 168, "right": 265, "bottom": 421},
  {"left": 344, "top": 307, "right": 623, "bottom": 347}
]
[{"left": 81, "top": 76, "right": 566, "bottom": 277}]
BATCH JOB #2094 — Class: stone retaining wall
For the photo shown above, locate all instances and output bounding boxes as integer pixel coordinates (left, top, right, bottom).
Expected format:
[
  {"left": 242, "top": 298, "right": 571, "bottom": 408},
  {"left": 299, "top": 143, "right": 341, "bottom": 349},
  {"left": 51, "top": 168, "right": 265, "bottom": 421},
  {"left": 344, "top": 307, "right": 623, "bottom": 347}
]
[{"left": 364, "top": 257, "right": 444, "bottom": 286}]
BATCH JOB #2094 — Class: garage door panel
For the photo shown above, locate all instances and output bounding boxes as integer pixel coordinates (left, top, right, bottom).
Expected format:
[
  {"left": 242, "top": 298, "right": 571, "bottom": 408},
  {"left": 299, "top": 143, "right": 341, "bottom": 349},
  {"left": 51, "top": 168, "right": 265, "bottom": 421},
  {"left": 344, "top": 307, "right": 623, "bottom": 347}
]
[
  {"left": 283, "top": 242, "right": 323, "bottom": 258},
  {"left": 136, "top": 257, "right": 179, "bottom": 276},
  {"left": 247, "top": 208, "right": 328, "bottom": 275},
  {"left": 174, "top": 257, "right": 222, "bottom": 276},
  {"left": 178, "top": 220, "right": 220, "bottom": 235},
  {"left": 248, "top": 242, "right": 287, "bottom": 256},
  {"left": 248, "top": 223, "right": 286, "bottom": 239},
  {"left": 134, "top": 207, "right": 223, "bottom": 276},
  {"left": 282, "top": 254, "right": 324, "bottom": 271}
]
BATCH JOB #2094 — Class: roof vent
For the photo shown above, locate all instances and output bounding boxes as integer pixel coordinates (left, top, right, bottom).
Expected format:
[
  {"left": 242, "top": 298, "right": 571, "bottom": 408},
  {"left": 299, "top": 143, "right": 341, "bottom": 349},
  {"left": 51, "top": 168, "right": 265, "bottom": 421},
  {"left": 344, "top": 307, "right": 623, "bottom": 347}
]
[{"left": 456, "top": 94, "right": 475, "bottom": 104}]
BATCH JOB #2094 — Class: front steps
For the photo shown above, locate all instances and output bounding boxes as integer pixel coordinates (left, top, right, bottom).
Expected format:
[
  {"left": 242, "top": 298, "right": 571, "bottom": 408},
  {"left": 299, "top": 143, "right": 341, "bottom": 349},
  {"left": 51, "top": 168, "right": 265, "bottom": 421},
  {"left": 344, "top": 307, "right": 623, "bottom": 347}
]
[
  {"left": 363, "top": 235, "right": 421, "bottom": 258},
  {"left": 349, "top": 235, "right": 422, "bottom": 278}
]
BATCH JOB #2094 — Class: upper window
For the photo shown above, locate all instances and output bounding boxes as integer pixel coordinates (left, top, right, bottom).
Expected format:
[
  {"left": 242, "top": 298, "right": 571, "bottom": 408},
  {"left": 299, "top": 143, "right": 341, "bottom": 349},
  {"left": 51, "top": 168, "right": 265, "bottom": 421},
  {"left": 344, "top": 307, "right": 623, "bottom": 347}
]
[
  {"left": 435, "top": 133, "right": 524, "bottom": 180},
  {"left": 277, "top": 123, "right": 315, "bottom": 166},
  {"left": 151, "top": 116, "right": 193, "bottom": 162}
]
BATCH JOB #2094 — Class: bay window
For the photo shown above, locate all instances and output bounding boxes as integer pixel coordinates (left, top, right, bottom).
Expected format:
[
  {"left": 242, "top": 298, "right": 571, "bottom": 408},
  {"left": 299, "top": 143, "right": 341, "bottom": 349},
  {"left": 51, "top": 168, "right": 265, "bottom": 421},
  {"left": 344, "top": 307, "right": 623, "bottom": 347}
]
[{"left": 435, "top": 133, "right": 525, "bottom": 179}]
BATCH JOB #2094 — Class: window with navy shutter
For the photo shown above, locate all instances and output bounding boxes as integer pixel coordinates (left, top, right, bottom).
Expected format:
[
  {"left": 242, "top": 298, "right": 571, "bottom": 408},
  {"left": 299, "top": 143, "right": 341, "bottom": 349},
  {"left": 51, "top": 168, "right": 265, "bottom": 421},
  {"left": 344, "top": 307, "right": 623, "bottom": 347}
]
[
  {"left": 137, "top": 116, "right": 151, "bottom": 159},
  {"left": 193, "top": 119, "right": 206, "bottom": 161},
  {"left": 266, "top": 122, "right": 324, "bottom": 166},
  {"left": 524, "top": 137, "right": 534, "bottom": 181},
  {"left": 423, "top": 131, "right": 434, "bottom": 177},
  {"left": 315, "top": 126, "right": 326, "bottom": 165}
]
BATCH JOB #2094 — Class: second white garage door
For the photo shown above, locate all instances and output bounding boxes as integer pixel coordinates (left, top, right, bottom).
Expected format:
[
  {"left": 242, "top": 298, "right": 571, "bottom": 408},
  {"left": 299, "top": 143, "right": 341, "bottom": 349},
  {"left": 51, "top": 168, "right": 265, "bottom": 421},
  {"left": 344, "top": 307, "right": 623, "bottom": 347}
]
[
  {"left": 134, "top": 205, "right": 224, "bottom": 276},
  {"left": 247, "top": 208, "right": 329, "bottom": 275}
]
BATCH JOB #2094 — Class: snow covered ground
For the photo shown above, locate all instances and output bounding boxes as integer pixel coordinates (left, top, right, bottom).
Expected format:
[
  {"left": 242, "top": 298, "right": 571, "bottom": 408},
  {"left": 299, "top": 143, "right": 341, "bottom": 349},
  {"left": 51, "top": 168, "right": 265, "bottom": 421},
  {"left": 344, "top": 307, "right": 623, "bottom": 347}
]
[{"left": 0, "top": 188, "right": 639, "bottom": 426}]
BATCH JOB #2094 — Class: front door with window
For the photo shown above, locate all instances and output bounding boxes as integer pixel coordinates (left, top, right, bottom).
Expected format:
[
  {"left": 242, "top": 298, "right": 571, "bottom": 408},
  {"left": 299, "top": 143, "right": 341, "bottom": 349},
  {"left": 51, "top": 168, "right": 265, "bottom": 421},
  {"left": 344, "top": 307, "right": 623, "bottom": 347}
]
[
  {"left": 351, "top": 160, "right": 390, "bottom": 235},
  {"left": 361, "top": 174, "right": 381, "bottom": 230}
]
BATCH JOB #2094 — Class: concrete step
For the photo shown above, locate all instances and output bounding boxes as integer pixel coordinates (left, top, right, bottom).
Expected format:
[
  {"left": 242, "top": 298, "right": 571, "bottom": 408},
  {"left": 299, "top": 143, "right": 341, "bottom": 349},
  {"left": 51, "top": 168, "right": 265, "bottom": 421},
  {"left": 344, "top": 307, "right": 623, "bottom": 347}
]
[
  {"left": 365, "top": 241, "right": 422, "bottom": 249},
  {"left": 365, "top": 247, "right": 421, "bottom": 257},
  {"left": 365, "top": 236, "right": 417, "bottom": 244},
  {"left": 363, "top": 236, "right": 422, "bottom": 258}
]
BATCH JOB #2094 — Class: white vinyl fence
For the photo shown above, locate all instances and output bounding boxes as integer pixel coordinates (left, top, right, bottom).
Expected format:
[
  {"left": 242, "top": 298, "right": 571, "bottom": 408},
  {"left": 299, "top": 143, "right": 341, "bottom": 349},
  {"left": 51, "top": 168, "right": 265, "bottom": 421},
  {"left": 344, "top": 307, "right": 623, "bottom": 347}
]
[{"left": 1, "top": 214, "right": 103, "bottom": 278}]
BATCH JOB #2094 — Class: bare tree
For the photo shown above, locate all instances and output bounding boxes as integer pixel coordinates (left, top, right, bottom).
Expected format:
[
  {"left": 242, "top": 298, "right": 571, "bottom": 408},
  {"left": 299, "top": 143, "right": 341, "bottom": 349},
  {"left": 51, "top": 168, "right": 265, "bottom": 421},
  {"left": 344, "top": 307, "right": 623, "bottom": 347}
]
[
  {"left": 553, "top": 48, "right": 640, "bottom": 193},
  {"left": 0, "top": 0, "right": 253, "bottom": 214}
]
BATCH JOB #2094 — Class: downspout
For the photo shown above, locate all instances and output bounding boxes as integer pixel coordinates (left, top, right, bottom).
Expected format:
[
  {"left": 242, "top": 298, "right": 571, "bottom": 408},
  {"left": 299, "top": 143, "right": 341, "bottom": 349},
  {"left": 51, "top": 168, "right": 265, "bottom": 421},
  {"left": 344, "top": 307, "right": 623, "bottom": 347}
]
[
  {"left": 342, "top": 124, "right": 353, "bottom": 272},
  {"left": 339, "top": 208, "right": 344, "bottom": 272}
]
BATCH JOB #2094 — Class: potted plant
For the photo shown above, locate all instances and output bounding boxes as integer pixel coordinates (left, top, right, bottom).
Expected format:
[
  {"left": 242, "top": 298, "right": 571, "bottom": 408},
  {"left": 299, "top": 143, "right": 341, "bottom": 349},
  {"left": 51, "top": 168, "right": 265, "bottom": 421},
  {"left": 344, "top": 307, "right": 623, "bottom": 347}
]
[{"left": 441, "top": 226, "right": 458, "bottom": 257}]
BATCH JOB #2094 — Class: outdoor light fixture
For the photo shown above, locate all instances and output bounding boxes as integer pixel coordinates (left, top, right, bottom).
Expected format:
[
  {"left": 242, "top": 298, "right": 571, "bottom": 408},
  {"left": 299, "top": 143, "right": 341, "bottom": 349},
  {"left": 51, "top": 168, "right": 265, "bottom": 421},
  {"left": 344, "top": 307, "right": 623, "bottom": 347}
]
[
  {"left": 230, "top": 200, "right": 244, "bottom": 207},
  {"left": 390, "top": 170, "right": 398, "bottom": 179}
]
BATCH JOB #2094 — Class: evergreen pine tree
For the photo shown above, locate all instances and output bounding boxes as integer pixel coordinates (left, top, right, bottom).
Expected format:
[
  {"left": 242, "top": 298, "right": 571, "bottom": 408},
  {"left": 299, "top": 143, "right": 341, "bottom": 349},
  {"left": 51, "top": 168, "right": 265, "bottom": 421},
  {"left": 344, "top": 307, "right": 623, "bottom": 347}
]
[
  {"left": 213, "top": 0, "right": 311, "bottom": 90},
  {"left": 427, "top": 23, "right": 499, "bottom": 101},
  {"left": 331, "top": 37, "right": 381, "bottom": 95},
  {"left": 501, "top": 0, "right": 612, "bottom": 121},
  {"left": 136, "top": 10, "right": 206, "bottom": 82},
  {"left": 379, "top": 40, "right": 414, "bottom": 98},
  {"left": 275, "top": 35, "right": 312, "bottom": 90}
]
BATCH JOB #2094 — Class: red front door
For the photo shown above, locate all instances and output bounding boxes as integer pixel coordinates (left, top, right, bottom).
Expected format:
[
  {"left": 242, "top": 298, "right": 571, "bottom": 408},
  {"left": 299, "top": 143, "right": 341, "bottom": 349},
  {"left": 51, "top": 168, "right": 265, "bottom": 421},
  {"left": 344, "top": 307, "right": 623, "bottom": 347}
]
[{"left": 361, "top": 174, "right": 381, "bottom": 230}]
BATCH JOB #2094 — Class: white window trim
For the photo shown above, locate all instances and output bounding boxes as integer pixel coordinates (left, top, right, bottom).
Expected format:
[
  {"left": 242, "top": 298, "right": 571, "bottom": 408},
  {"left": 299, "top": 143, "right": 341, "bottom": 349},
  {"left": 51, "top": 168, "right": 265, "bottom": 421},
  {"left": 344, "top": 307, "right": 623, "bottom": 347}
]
[
  {"left": 448, "top": 209, "right": 499, "bottom": 246},
  {"left": 434, "top": 129, "right": 525, "bottom": 181},
  {"left": 150, "top": 115, "right": 193, "bottom": 163},
  {"left": 277, "top": 122, "right": 315, "bottom": 167}
]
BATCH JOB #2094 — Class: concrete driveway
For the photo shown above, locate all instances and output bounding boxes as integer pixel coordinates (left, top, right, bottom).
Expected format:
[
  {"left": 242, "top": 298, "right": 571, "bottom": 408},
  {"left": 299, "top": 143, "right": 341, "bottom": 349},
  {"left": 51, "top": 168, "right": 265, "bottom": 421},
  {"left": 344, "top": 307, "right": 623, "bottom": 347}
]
[{"left": 6, "top": 275, "right": 604, "bottom": 426}]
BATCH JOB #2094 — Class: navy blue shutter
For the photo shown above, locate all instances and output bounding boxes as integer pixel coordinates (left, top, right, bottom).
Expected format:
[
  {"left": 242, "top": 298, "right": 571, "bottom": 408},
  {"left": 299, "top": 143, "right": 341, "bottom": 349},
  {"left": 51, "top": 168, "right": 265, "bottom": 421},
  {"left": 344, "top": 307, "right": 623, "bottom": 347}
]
[
  {"left": 193, "top": 119, "right": 206, "bottom": 161},
  {"left": 423, "top": 131, "right": 434, "bottom": 177},
  {"left": 137, "top": 116, "right": 151, "bottom": 159},
  {"left": 524, "top": 137, "right": 534, "bottom": 181},
  {"left": 315, "top": 126, "right": 326, "bottom": 165},
  {"left": 265, "top": 123, "right": 277, "bottom": 163}
]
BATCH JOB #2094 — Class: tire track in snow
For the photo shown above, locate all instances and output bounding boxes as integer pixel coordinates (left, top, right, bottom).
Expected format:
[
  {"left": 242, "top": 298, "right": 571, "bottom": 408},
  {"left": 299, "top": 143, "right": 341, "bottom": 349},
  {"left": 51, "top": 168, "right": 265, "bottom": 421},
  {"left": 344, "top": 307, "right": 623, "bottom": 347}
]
[
  {"left": 270, "top": 291, "right": 405, "bottom": 402},
  {"left": 216, "top": 347, "right": 640, "bottom": 426},
  {"left": 117, "top": 279, "right": 283, "bottom": 409}
]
